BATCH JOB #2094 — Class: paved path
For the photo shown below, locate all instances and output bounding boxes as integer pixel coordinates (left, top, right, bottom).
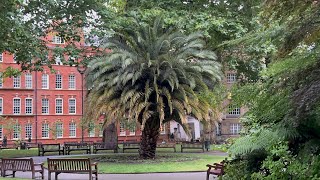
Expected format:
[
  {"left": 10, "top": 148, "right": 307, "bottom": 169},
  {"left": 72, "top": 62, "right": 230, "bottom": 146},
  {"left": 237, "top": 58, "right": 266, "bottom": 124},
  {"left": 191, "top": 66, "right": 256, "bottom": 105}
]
[{"left": 13, "top": 151, "right": 226, "bottom": 179}]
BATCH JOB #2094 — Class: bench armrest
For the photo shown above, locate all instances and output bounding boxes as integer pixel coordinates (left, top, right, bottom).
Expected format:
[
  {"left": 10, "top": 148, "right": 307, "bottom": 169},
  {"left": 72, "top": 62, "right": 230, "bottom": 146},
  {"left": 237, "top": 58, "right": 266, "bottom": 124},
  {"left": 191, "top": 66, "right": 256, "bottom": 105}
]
[
  {"left": 206, "top": 164, "right": 223, "bottom": 170},
  {"left": 91, "top": 162, "right": 98, "bottom": 170}
]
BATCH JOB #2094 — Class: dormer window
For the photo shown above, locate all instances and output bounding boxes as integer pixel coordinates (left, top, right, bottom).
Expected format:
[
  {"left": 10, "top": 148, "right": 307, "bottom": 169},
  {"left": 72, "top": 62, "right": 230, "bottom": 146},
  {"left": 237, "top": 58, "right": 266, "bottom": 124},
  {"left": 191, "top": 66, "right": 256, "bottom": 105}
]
[{"left": 52, "top": 36, "right": 65, "bottom": 44}]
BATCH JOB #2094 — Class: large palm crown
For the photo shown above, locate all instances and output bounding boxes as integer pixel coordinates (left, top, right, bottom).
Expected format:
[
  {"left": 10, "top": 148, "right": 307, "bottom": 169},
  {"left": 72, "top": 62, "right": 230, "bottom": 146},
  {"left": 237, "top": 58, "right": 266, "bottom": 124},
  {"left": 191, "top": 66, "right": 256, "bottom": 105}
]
[{"left": 86, "top": 18, "right": 222, "bottom": 130}]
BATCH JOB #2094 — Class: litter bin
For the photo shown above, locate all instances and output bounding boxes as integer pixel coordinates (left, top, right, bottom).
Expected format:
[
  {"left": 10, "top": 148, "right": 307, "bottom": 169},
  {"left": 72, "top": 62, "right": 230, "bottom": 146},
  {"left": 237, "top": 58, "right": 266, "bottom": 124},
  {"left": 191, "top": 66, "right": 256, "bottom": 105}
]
[
  {"left": 20, "top": 142, "right": 27, "bottom": 150},
  {"left": 204, "top": 140, "right": 210, "bottom": 151}
]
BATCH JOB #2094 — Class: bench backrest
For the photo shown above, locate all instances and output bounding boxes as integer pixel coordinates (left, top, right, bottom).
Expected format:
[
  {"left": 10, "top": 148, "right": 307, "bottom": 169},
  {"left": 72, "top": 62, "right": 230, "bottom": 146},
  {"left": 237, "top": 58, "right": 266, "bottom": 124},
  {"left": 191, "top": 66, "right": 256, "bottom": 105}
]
[
  {"left": 65, "top": 143, "right": 88, "bottom": 149},
  {"left": 1, "top": 158, "right": 34, "bottom": 171},
  {"left": 47, "top": 158, "right": 91, "bottom": 172},
  {"left": 182, "top": 143, "right": 204, "bottom": 148},
  {"left": 40, "top": 144, "right": 61, "bottom": 151},
  {"left": 123, "top": 142, "right": 140, "bottom": 148},
  {"left": 157, "top": 143, "right": 176, "bottom": 147},
  {"left": 93, "top": 142, "right": 117, "bottom": 149}
]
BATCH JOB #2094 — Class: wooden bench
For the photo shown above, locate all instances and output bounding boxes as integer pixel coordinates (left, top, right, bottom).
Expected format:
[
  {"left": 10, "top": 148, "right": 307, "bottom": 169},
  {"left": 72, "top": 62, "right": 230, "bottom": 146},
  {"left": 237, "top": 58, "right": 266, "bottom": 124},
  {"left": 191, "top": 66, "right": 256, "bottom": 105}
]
[
  {"left": 122, "top": 142, "right": 140, "bottom": 153},
  {"left": 64, "top": 142, "right": 91, "bottom": 155},
  {"left": 1, "top": 158, "right": 44, "bottom": 179},
  {"left": 47, "top": 158, "right": 98, "bottom": 180},
  {"left": 156, "top": 143, "right": 176, "bottom": 152},
  {"left": 0, "top": 144, "right": 19, "bottom": 150},
  {"left": 38, "top": 144, "right": 64, "bottom": 156},
  {"left": 181, "top": 142, "right": 204, "bottom": 152},
  {"left": 206, "top": 161, "right": 225, "bottom": 180},
  {"left": 93, "top": 142, "right": 118, "bottom": 153}
]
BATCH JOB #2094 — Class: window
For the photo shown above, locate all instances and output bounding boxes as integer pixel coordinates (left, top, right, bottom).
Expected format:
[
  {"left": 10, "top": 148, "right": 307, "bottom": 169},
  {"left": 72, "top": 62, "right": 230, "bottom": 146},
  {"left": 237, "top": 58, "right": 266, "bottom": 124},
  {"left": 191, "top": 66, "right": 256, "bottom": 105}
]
[
  {"left": 13, "top": 76, "right": 20, "bottom": 88},
  {"left": 119, "top": 122, "right": 125, "bottom": 136},
  {"left": 55, "top": 56, "right": 62, "bottom": 65},
  {"left": 0, "top": 98, "right": 3, "bottom": 115},
  {"left": 69, "top": 122, "right": 76, "bottom": 137},
  {"left": 13, "top": 124, "right": 21, "bottom": 139},
  {"left": 99, "top": 123, "right": 103, "bottom": 137},
  {"left": 129, "top": 125, "right": 136, "bottom": 136},
  {"left": 13, "top": 98, "right": 21, "bottom": 114},
  {"left": 230, "top": 123, "right": 241, "bottom": 135},
  {"left": 25, "top": 73, "right": 32, "bottom": 88},
  {"left": 0, "top": 72, "right": 3, "bottom": 88},
  {"left": 68, "top": 75, "right": 75, "bottom": 89},
  {"left": 42, "top": 123, "right": 49, "bottom": 138},
  {"left": 55, "top": 98, "right": 63, "bottom": 114},
  {"left": 41, "top": 98, "right": 49, "bottom": 114},
  {"left": 226, "top": 73, "right": 237, "bottom": 83},
  {"left": 25, "top": 98, "right": 33, "bottom": 114},
  {"left": 0, "top": 53, "right": 3, "bottom": 62},
  {"left": 55, "top": 74, "right": 62, "bottom": 89},
  {"left": 0, "top": 125, "right": 2, "bottom": 139},
  {"left": 68, "top": 98, "right": 76, "bottom": 114},
  {"left": 160, "top": 123, "right": 166, "bottom": 134},
  {"left": 25, "top": 124, "right": 32, "bottom": 139},
  {"left": 41, "top": 74, "right": 49, "bottom": 89},
  {"left": 56, "top": 123, "right": 63, "bottom": 138},
  {"left": 89, "top": 123, "right": 95, "bottom": 137},
  {"left": 13, "top": 54, "right": 17, "bottom": 63},
  {"left": 227, "top": 105, "right": 241, "bottom": 116},
  {"left": 52, "top": 36, "right": 65, "bottom": 44}
]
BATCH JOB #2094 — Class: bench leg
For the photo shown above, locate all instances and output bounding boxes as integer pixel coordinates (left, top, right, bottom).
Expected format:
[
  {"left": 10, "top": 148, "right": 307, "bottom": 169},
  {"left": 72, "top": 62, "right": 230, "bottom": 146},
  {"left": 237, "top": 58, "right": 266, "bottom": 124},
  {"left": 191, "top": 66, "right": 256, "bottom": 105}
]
[
  {"left": 206, "top": 172, "right": 210, "bottom": 180},
  {"left": 55, "top": 172, "right": 59, "bottom": 180},
  {"left": 13, "top": 171, "right": 16, "bottom": 177},
  {"left": 48, "top": 172, "right": 51, "bottom": 180}
]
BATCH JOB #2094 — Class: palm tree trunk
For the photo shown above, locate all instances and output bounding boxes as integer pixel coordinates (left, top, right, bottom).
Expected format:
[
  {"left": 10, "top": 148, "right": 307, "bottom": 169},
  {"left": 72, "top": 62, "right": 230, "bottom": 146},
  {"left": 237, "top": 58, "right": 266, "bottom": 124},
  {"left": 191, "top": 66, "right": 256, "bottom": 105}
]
[{"left": 139, "top": 118, "right": 160, "bottom": 159}]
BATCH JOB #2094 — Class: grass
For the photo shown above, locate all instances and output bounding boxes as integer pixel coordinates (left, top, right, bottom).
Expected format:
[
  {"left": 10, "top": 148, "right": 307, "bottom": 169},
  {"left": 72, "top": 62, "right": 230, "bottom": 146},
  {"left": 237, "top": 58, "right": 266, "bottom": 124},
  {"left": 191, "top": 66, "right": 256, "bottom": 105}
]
[
  {"left": 1, "top": 145, "right": 227, "bottom": 174},
  {"left": 92, "top": 153, "right": 226, "bottom": 173}
]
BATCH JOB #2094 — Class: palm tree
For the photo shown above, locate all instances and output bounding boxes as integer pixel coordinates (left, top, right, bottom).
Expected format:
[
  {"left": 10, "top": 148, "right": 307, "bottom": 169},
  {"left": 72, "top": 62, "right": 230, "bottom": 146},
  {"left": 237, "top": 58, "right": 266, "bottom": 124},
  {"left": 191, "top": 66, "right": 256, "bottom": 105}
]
[{"left": 86, "top": 18, "right": 222, "bottom": 159}]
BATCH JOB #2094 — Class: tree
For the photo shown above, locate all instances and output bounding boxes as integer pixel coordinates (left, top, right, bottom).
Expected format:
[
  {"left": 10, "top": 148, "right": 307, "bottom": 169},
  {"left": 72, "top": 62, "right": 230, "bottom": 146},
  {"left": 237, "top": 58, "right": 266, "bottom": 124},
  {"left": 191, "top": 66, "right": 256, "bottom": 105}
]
[{"left": 85, "top": 17, "right": 222, "bottom": 159}]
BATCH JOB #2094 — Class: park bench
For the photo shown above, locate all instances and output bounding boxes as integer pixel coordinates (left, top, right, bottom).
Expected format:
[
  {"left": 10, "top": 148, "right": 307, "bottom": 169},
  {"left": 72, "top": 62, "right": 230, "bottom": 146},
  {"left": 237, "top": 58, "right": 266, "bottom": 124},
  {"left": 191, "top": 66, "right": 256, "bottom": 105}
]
[
  {"left": 122, "top": 142, "right": 140, "bottom": 153},
  {"left": 181, "top": 142, "right": 204, "bottom": 152},
  {"left": 26, "top": 143, "right": 39, "bottom": 149},
  {"left": 1, "top": 158, "right": 44, "bottom": 179},
  {"left": 64, "top": 142, "right": 91, "bottom": 155},
  {"left": 93, "top": 142, "right": 118, "bottom": 153},
  {"left": 38, "top": 143, "right": 64, "bottom": 156},
  {"left": 0, "top": 144, "right": 19, "bottom": 150},
  {"left": 47, "top": 158, "right": 98, "bottom": 180},
  {"left": 156, "top": 143, "right": 176, "bottom": 152},
  {"left": 206, "top": 161, "right": 225, "bottom": 180}
]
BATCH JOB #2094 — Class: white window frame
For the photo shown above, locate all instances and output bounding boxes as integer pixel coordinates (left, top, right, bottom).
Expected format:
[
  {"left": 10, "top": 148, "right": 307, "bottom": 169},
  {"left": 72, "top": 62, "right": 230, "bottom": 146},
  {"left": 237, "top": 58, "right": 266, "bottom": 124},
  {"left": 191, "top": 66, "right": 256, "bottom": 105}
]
[
  {"left": 0, "top": 53, "right": 3, "bottom": 62},
  {"left": 13, "top": 54, "right": 17, "bottom": 63},
  {"left": 41, "top": 98, "right": 49, "bottom": 114},
  {"left": 99, "top": 123, "right": 103, "bottom": 137},
  {"left": 41, "top": 74, "right": 49, "bottom": 89},
  {"left": 55, "top": 98, "right": 63, "bottom": 114},
  {"left": 89, "top": 123, "right": 95, "bottom": 137},
  {"left": 13, "top": 98, "right": 21, "bottom": 114},
  {"left": 55, "top": 56, "right": 62, "bottom": 65},
  {"left": 55, "top": 74, "right": 62, "bottom": 89},
  {"left": 13, "top": 76, "right": 21, "bottom": 88},
  {"left": 41, "top": 123, "right": 49, "bottom": 138},
  {"left": 68, "top": 98, "right": 76, "bottom": 114},
  {"left": 52, "top": 36, "right": 65, "bottom": 44},
  {"left": 226, "top": 73, "right": 237, "bottom": 83},
  {"left": 69, "top": 122, "right": 76, "bottom": 137},
  {"left": 13, "top": 124, "right": 21, "bottom": 139},
  {"left": 25, "top": 73, "right": 32, "bottom": 89},
  {"left": 129, "top": 125, "right": 136, "bottom": 136},
  {"left": 0, "top": 125, "right": 3, "bottom": 139},
  {"left": 0, "top": 98, "right": 3, "bottom": 115},
  {"left": 25, "top": 124, "right": 32, "bottom": 139},
  {"left": 230, "top": 123, "right": 241, "bottom": 135},
  {"left": 0, "top": 72, "right": 3, "bottom": 88},
  {"left": 25, "top": 98, "right": 33, "bottom": 114},
  {"left": 228, "top": 105, "right": 241, "bottom": 115},
  {"left": 68, "top": 74, "right": 75, "bottom": 89},
  {"left": 56, "top": 123, "right": 63, "bottom": 138},
  {"left": 119, "top": 122, "right": 125, "bottom": 136}
]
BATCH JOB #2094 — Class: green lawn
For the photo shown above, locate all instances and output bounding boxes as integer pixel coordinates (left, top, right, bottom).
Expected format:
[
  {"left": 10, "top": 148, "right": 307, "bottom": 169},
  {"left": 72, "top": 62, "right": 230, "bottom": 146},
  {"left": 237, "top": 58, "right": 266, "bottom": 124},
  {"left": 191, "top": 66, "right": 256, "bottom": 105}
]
[{"left": 0, "top": 146, "right": 227, "bottom": 174}]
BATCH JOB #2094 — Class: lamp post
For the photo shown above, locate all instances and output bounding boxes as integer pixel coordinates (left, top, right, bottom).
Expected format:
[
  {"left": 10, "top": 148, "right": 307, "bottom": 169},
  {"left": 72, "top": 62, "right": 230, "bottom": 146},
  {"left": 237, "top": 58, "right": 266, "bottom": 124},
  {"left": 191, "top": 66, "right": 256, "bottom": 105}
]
[{"left": 77, "top": 64, "right": 87, "bottom": 143}]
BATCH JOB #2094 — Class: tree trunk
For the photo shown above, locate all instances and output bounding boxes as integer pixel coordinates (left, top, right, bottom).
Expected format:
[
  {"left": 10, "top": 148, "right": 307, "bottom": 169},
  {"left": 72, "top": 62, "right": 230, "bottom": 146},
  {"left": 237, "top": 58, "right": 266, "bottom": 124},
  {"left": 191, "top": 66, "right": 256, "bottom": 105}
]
[
  {"left": 102, "top": 122, "right": 118, "bottom": 152},
  {"left": 139, "top": 118, "right": 160, "bottom": 159}
]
